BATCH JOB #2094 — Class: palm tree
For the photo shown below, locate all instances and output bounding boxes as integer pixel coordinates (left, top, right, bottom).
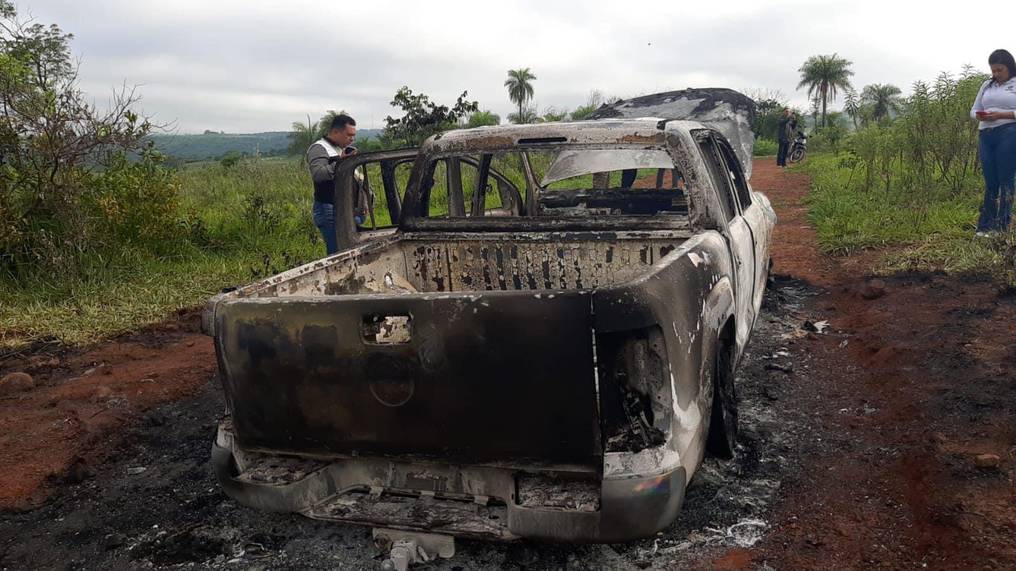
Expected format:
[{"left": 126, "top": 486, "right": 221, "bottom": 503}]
[
  {"left": 797, "top": 54, "right": 854, "bottom": 127},
  {"left": 288, "top": 114, "right": 316, "bottom": 157},
  {"left": 861, "top": 84, "right": 903, "bottom": 123},
  {"left": 504, "top": 68, "right": 536, "bottom": 124}
]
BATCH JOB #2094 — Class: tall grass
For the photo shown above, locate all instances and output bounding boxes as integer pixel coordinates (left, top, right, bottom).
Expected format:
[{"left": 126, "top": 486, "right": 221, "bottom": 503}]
[
  {"left": 802, "top": 153, "right": 1015, "bottom": 285},
  {"left": 803, "top": 154, "right": 982, "bottom": 253},
  {"left": 1, "top": 157, "right": 322, "bottom": 348}
]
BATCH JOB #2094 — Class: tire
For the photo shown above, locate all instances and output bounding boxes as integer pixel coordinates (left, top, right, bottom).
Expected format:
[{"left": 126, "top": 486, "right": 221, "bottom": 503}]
[
  {"left": 789, "top": 146, "right": 806, "bottom": 163},
  {"left": 706, "top": 342, "right": 738, "bottom": 458}
]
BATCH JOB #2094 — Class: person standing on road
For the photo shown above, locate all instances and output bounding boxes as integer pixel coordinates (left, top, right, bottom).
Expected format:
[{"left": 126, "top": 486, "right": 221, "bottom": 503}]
[
  {"left": 776, "top": 108, "right": 794, "bottom": 168},
  {"left": 308, "top": 114, "right": 357, "bottom": 255},
  {"left": 970, "top": 49, "right": 1016, "bottom": 237}
]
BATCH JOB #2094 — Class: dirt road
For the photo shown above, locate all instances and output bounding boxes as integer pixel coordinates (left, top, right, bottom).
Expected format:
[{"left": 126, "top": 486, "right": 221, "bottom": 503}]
[{"left": 1, "top": 162, "right": 1013, "bottom": 570}]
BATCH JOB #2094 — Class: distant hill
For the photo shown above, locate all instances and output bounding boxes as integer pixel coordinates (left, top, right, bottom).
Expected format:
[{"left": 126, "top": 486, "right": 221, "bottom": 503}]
[{"left": 150, "top": 129, "right": 384, "bottom": 162}]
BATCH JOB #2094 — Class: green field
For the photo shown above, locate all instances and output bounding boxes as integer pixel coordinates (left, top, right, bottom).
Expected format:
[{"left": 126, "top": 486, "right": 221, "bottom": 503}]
[
  {"left": 799, "top": 153, "right": 1015, "bottom": 284},
  {"left": 1, "top": 158, "right": 321, "bottom": 349}
]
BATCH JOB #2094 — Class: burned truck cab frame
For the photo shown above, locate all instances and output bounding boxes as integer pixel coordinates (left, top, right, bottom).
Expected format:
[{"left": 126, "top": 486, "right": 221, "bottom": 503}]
[{"left": 205, "top": 115, "right": 776, "bottom": 543}]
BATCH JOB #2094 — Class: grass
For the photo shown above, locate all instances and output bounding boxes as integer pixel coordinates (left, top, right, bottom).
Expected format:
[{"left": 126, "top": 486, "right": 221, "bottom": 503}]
[
  {"left": 1, "top": 158, "right": 323, "bottom": 350},
  {"left": 800, "top": 153, "right": 1015, "bottom": 286},
  {"left": 1, "top": 252, "right": 287, "bottom": 348}
]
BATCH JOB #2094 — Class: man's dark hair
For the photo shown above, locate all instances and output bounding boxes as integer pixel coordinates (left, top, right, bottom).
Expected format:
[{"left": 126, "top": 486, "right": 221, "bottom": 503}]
[
  {"left": 330, "top": 114, "right": 356, "bottom": 130},
  {"left": 988, "top": 49, "right": 1016, "bottom": 84}
]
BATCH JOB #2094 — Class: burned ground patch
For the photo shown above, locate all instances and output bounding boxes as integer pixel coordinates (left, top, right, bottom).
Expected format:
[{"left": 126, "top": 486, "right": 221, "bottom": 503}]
[{"left": 0, "top": 278, "right": 809, "bottom": 570}]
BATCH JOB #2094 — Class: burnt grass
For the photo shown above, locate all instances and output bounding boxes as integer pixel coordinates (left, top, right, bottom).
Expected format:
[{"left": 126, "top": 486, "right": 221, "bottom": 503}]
[{"left": 0, "top": 279, "right": 814, "bottom": 570}]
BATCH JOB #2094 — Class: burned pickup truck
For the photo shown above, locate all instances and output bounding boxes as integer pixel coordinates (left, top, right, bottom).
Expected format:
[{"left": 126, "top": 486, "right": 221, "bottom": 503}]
[{"left": 204, "top": 101, "right": 775, "bottom": 543}]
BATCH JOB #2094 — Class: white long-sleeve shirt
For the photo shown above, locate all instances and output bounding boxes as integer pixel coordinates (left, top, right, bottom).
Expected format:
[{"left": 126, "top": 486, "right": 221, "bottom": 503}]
[{"left": 970, "top": 77, "right": 1016, "bottom": 130}]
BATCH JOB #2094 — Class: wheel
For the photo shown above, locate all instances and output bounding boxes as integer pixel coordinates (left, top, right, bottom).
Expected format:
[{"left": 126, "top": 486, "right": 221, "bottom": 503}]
[
  {"left": 706, "top": 342, "right": 738, "bottom": 458},
  {"left": 789, "top": 147, "right": 806, "bottom": 163}
]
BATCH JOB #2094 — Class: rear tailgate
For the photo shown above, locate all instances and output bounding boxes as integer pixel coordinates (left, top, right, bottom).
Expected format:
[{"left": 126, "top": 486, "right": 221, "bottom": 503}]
[{"left": 213, "top": 290, "right": 601, "bottom": 468}]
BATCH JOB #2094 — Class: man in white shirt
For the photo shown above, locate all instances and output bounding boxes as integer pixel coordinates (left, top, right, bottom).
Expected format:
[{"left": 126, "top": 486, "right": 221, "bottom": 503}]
[{"left": 307, "top": 114, "right": 358, "bottom": 254}]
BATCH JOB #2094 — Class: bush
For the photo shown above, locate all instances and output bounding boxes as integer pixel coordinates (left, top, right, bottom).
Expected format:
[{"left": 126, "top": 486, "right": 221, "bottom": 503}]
[
  {"left": 82, "top": 148, "right": 185, "bottom": 255},
  {"left": 840, "top": 69, "right": 985, "bottom": 196},
  {"left": 0, "top": 2, "right": 181, "bottom": 280},
  {"left": 753, "top": 138, "right": 778, "bottom": 156}
]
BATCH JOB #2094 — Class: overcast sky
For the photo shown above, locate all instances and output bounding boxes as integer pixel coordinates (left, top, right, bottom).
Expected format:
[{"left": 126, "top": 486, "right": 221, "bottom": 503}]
[{"left": 16, "top": 0, "right": 1012, "bottom": 133}]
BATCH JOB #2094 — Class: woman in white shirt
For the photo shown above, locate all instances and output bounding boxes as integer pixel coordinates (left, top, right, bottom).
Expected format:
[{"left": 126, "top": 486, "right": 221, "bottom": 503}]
[{"left": 970, "top": 49, "right": 1016, "bottom": 236}]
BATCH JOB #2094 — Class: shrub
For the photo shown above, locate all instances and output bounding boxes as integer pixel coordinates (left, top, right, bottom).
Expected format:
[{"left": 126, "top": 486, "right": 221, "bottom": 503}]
[
  {"left": 753, "top": 138, "right": 778, "bottom": 156},
  {"left": 0, "top": 1, "right": 181, "bottom": 279}
]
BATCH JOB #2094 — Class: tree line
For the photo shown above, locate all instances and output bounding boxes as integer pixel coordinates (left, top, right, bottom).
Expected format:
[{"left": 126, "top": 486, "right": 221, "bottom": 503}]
[{"left": 286, "top": 67, "right": 620, "bottom": 153}]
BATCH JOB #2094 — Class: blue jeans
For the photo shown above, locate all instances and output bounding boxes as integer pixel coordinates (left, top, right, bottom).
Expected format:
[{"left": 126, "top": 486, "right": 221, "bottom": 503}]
[
  {"left": 313, "top": 201, "right": 366, "bottom": 255},
  {"left": 776, "top": 140, "right": 790, "bottom": 166},
  {"left": 977, "top": 123, "right": 1016, "bottom": 232},
  {"left": 312, "top": 201, "right": 337, "bottom": 255}
]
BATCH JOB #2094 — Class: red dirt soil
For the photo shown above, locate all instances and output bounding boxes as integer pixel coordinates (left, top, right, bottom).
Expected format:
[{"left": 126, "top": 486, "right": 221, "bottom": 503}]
[
  {"left": 712, "top": 162, "right": 1016, "bottom": 570},
  {"left": 0, "top": 312, "right": 215, "bottom": 510}
]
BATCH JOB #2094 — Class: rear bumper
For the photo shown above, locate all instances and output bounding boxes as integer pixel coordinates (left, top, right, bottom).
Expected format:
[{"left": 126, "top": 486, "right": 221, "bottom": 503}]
[{"left": 212, "top": 420, "right": 686, "bottom": 543}]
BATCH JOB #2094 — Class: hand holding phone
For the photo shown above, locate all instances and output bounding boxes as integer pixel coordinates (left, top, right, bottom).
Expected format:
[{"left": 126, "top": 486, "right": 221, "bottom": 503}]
[{"left": 976, "top": 110, "right": 991, "bottom": 119}]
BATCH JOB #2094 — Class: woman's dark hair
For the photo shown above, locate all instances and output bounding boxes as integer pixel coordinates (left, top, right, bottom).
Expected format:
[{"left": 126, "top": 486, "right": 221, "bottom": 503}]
[{"left": 988, "top": 49, "right": 1016, "bottom": 83}]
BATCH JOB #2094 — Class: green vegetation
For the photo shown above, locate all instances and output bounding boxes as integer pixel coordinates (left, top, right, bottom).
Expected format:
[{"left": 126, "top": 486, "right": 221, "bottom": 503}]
[
  {"left": 799, "top": 67, "right": 1015, "bottom": 287},
  {"left": 753, "top": 138, "right": 778, "bottom": 156},
  {"left": 1, "top": 157, "right": 324, "bottom": 347},
  {"left": 149, "top": 129, "right": 384, "bottom": 164},
  {"left": 0, "top": 1, "right": 176, "bottom": 284},
  {"left": 382, "top": 86, "right": 479, "bottom": 146},
  {"left": 466, "top": 110, "right": 501, "bottom": 128},
  {"left": 860, "top": 84, "right": 903, "bottom": 123}
]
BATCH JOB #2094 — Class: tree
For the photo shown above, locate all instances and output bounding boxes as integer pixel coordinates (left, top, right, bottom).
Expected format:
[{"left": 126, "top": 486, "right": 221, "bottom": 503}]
[
  {"left": 843, "top": 88, "right": 861, "bottom": 129},
  {"left": 861, "top": 83, "right": 903, "bottom": 123},
  {"left": 466, "top": 110, "right": 500, "bottom": 128},
  {"left": 382, "top": 86, "right": 478, "bottom": 146},
  {"left": 797, "top": 54, "right": 854, "bottom": 127},
  {"left": 0, "top": 0, "right": 174, "bottom": 277},
  {"left": 569, "top": 90, "right": 604, "bottom": 121},
  {"left": 504, "top": 68, "right": 536, "bottom": 124},
  {"left": 539, "top": 107, "right": 568, "bottom": 123},
  {"left": 287, "top": 110, "right": 348, "bottom": 157},
  {"left": 507, "top": 106, "right": 538, "bottom": 125},
  {"left": 287, "top": 114, "right": 316, "bottom": 156},
  {"left": 744, "top": 88, "right": 789, "bottom": 139}
]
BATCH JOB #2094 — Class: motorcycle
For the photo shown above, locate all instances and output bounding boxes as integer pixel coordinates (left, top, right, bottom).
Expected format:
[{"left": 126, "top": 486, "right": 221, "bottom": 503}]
[{"left": 788, "top": 130, "right": 807, "bottom": 163}]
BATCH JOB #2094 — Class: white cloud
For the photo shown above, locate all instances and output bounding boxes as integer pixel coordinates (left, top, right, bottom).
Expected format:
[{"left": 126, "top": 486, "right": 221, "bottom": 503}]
[{"left": 17, "top": 0, "right": 1013, "bottom": 132}]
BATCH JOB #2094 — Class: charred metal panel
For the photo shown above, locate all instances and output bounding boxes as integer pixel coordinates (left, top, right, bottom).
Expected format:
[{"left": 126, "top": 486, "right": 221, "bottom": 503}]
[
  {"left": 588, "top": 88, "right": 757, "bottom": 179},
  {"left": 407, "top": 243, "right": 449, "bottom": 292},
  {"left": 591, "top": 231, "right": 736, "bottom": 476},
  {"left": 307, "top": 492, "right": 511, "bottom": 540},
  {"left": 410, "top": 238, "right": 682, "bottom": 292},
  {"left": 215, "top": 291, "right": 601, "bottom": 467}
]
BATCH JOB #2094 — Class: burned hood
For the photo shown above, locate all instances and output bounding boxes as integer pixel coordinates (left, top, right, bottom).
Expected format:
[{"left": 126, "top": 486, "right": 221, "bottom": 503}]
[{"left": 588, "top": 88, "right": 757, "bottom": 179}]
